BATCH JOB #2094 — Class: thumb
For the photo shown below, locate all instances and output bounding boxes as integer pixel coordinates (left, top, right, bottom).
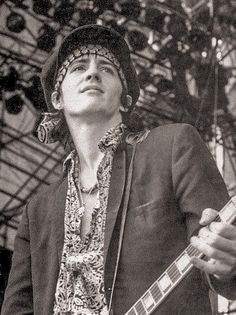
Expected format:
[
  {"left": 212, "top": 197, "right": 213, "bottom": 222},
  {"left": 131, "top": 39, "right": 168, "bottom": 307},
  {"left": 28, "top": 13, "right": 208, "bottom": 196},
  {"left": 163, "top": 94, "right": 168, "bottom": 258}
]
[{"left": 199, "top": 208, "right": 218, "bottom": 225}]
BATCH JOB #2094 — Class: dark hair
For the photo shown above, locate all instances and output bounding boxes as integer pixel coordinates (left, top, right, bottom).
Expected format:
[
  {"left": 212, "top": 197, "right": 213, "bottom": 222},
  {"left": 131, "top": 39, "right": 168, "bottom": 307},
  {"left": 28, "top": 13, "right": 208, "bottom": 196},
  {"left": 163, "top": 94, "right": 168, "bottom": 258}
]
[
  {"left": 120, "top": 90, "right": 144, "bottom": 132},
  {"left": 49, "top": 111, "right": 73, "bottom": 153}
]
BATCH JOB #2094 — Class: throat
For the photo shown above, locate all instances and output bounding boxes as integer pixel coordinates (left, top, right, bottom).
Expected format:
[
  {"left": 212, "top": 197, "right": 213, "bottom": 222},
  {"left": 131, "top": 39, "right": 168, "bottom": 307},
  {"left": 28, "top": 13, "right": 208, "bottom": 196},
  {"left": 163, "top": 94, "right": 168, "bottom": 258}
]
[{"left": 79, "top": 152, "right": 103, "bottom": 190}]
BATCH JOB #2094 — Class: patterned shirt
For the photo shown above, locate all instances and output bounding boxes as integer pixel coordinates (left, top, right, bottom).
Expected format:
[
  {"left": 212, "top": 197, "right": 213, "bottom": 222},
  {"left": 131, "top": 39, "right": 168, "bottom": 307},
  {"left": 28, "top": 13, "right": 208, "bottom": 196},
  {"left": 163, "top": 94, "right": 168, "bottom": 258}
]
[{"left": 53, "top": 124, "right": 126, "bottom": 315}]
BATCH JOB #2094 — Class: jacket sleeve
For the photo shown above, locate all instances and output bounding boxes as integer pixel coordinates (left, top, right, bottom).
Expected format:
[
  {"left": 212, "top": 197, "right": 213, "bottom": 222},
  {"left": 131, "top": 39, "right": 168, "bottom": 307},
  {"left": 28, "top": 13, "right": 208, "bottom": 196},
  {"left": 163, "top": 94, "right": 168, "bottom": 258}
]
[
  {"left": 171, "top": 124, "right": 236, "bottom": 299},
  {"left": 171, "top": 124, "right": 229, "bottom": 238},
  {"left": 1, "top": 203, "right": 33, "bottom": 315}
]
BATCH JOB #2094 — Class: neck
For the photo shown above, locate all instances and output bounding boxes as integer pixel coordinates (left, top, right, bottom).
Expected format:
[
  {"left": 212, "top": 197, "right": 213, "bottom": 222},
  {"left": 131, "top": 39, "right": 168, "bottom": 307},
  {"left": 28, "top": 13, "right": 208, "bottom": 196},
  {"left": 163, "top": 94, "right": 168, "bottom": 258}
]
[{"left": 66, "top": 114, "right": 122, "bottom": 173}]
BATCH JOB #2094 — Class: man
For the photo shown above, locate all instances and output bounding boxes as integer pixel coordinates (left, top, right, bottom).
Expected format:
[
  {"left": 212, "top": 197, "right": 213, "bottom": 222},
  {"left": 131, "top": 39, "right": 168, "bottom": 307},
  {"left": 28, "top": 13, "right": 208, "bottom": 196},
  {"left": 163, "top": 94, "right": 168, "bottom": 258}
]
[{"left": 1, "top": 24, "right": 236, "bottom": 315}]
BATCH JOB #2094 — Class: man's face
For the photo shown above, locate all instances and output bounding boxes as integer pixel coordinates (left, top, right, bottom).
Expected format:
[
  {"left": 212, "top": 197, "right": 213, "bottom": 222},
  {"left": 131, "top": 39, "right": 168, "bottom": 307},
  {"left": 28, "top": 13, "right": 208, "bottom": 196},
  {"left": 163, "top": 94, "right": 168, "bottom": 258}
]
[{"left": 58, "top": 54, "right": 123, "bottom": 121}]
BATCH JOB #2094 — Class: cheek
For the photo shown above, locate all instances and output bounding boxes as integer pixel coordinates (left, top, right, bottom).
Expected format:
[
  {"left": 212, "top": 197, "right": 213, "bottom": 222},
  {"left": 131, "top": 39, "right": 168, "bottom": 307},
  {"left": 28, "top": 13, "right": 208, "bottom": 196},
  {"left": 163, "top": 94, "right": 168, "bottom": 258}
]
[
  {"left": 61, "top": 78, "right": 72, "bottom": 94},
  {"left": 61, "top": 74, "right": 81, "bottom": 91},
  {"left": 115, "top": 88, "right": 123, "bottom": 105},
  {"left": 60, "top": 81, "right": 68, "bottom": 101},
  {"left": 60, "top": 79, "right": 80, "bottom": 103},
  {"left": 109, "top": 81, "right": 123, "bottom": 101}
]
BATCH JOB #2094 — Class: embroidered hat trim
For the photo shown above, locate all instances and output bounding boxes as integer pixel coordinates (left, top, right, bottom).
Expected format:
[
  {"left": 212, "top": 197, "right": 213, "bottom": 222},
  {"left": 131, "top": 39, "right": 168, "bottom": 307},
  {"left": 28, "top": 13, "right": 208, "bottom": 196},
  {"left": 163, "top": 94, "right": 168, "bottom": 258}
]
[{"left": 54, "top": 44, "right": 127, "bottom": 94}]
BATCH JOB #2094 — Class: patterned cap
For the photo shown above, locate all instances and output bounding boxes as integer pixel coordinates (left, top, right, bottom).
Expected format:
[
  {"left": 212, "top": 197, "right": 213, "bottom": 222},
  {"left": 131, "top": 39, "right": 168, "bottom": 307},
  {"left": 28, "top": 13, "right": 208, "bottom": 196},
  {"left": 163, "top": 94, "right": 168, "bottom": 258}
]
[{"left": 41, "top": 24, "right": 140, "bottom": 112}]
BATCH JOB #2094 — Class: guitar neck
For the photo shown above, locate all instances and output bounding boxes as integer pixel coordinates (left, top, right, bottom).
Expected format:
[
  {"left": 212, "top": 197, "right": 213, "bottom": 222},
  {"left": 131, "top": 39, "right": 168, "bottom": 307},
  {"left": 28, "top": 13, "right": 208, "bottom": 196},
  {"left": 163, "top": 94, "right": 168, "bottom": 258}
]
[{"left": 125, "top": 196, "right": 236, "bottom": 315}]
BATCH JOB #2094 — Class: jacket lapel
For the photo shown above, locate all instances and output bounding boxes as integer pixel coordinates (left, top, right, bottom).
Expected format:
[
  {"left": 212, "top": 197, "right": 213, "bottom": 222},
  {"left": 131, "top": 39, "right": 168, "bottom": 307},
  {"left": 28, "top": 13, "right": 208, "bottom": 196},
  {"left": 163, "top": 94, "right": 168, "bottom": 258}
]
[
  {"left": 52, "top": 176, "right": 68, "bottom": 265},
  {"left": 103, "top": 147, "right": 126, "bottom": 266}
]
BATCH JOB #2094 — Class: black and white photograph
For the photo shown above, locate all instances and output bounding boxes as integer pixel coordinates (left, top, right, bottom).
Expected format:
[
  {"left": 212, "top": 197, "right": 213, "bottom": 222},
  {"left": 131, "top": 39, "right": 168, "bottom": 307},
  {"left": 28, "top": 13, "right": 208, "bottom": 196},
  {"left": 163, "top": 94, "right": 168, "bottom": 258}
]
[{"left": 1, "top": 0, "right": 236, "bottom": 314}]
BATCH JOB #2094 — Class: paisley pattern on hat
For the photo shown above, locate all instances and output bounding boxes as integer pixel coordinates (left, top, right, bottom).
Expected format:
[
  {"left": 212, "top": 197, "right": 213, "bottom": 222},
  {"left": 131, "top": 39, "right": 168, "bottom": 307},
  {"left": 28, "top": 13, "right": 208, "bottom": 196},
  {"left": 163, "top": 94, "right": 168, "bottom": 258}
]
[{"left": 37, "top": 111, "right": 62, "bottom": 144}]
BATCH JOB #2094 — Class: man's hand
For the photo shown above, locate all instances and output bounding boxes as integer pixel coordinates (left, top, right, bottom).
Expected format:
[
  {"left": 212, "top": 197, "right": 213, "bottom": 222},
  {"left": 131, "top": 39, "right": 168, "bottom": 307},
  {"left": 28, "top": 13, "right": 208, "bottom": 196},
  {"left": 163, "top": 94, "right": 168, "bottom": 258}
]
[{"left": 190, "top": 208, "right": 236, "bottom": 280}]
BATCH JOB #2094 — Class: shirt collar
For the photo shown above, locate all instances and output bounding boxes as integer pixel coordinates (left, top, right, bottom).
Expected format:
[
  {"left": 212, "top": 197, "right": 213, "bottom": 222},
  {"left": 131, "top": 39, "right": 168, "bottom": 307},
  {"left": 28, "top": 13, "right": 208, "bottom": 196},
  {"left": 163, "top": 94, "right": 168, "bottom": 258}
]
[
  {"left": 63, "top": 123, "right": 127, "bottom": 173},
  {"left": 98, "top": 123, "right": 126, "bottom": 153}
]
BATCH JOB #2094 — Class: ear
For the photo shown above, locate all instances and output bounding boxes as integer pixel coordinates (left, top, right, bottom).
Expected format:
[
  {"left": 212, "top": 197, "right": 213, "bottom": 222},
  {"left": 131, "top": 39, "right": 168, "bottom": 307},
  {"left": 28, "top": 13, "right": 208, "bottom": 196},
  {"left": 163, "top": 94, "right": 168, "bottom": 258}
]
[{"left": 51, "top": 91, "right": 63, "bottom": 110}]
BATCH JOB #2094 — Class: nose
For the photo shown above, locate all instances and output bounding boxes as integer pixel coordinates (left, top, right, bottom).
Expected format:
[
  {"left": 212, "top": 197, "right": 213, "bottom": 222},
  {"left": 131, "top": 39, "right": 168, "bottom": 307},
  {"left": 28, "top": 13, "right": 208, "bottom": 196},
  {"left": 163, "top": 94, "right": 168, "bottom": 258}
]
[
  {"left": 85, "top": 61, "right": 101, "bottom": 82},
  {"left": 86, "top": 73, "right": 100, "bottom": 82}
]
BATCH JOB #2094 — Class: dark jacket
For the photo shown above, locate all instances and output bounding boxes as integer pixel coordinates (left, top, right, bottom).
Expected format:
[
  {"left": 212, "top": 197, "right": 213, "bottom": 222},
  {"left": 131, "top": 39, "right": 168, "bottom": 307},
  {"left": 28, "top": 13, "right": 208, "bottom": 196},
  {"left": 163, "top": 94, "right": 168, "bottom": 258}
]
[{"left": 1, "top": 124, "right": 231, "bottom": 315}]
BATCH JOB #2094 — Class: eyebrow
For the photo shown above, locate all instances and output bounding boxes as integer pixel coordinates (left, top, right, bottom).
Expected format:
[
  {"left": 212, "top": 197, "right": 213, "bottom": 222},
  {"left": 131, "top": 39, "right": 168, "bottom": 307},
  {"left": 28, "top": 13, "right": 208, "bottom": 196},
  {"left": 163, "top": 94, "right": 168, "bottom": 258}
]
[{"left": 69, "top": 56, "right": 116, "bottom": 69}]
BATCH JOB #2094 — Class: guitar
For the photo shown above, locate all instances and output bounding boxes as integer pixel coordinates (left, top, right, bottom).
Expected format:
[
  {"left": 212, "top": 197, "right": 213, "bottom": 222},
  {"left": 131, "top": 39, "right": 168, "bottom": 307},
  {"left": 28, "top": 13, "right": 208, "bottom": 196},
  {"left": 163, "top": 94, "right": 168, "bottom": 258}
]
[{"left": 124, "top": 196, "right": 236, "bottom": 315}]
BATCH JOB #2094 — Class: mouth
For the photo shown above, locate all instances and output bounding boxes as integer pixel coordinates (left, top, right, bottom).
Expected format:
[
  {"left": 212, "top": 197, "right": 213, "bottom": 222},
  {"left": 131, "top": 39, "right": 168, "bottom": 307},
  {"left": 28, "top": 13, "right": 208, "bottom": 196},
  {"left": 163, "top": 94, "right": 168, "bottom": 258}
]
[{"left": 81, "top": 86, "right": 104, "bottom": 93}]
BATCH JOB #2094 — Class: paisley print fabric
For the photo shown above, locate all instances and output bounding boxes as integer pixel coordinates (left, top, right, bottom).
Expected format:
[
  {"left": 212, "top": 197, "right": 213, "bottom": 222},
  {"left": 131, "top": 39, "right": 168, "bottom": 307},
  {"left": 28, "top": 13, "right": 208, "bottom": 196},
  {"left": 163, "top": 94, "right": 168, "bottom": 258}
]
[{"left": 53, "top": 124, "right": 126, "bottom": 314}]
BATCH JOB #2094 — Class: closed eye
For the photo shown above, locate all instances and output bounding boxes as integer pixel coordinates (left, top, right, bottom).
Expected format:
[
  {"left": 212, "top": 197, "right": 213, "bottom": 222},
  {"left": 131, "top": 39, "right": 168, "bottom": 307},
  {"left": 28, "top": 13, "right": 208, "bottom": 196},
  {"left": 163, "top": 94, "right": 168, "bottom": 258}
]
[
  {"left": 99, "top": 64, "right": 116, "bottom": 75},
  {"left": 70, "top": 64, "right": 86, "bottom": 72},
  {"left": 100, "top": 66, "right": 115, "bottom": 74}
]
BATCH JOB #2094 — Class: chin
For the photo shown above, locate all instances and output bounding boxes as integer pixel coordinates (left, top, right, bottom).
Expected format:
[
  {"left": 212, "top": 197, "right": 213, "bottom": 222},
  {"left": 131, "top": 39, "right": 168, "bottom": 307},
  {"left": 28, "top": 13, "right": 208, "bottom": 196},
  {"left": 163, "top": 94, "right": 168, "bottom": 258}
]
[{"left": 65, "top": 102, "right": 120, "bottom": 119}]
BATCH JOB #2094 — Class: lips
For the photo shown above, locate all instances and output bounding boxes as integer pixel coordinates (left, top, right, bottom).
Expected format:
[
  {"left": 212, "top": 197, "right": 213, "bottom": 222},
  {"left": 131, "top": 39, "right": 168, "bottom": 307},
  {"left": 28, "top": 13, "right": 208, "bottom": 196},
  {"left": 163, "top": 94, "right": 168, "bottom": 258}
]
[{"left": 81, "top": 85, "right": 104, "bottom": 93}]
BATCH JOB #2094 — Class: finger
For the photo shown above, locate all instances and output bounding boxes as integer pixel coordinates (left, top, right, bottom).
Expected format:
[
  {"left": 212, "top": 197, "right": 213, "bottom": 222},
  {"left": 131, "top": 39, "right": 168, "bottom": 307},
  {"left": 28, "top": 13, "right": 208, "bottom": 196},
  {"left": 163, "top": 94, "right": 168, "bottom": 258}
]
[
  {"left": 208, "top": 222, "right": 236, "bottom": 240},
  {"left": 190, "top": 236, "right": 236, "bottom": 263},
  {"left": 191, "top": 257, "right": 235, "bottom": 279},
  {"left": 198, "top": 226, "right": 236, "bottom": 254},
  {"left": 200, "top": 208, "right": 218, "bottom": 226}
]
